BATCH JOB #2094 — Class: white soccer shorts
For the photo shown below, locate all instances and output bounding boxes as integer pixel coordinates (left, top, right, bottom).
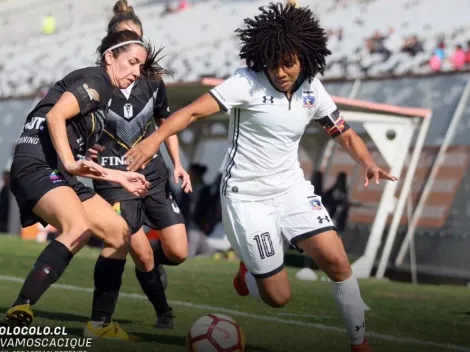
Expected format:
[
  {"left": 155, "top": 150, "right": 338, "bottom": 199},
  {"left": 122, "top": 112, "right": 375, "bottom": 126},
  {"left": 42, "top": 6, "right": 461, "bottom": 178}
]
[{"left": 221, "top": 180, "right": 336, "bottom": 278}]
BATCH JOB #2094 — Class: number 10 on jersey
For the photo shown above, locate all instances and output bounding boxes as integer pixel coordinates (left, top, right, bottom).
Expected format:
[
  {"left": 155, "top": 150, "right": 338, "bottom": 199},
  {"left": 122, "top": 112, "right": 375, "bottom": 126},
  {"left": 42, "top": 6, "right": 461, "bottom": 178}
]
[{"left": 254, "top": 232, "right": 275, "bottom": 259}]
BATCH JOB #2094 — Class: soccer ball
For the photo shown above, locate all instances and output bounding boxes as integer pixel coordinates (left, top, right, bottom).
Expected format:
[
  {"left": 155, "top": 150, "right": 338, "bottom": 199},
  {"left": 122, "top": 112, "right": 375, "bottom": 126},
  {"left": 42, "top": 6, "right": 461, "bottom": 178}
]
[{"left": 186, "top": 314, "right": 245, "bottom": 352}]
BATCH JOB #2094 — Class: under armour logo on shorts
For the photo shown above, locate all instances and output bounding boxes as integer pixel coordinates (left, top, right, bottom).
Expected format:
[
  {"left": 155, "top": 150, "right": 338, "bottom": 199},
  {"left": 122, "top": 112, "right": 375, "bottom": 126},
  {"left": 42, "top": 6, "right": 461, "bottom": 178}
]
[
  {"left": 263, "top": 96, "right": 274, "bottom": 104},
  {"left": 317, "top": 216, "right": 330, "bottom": 224}
]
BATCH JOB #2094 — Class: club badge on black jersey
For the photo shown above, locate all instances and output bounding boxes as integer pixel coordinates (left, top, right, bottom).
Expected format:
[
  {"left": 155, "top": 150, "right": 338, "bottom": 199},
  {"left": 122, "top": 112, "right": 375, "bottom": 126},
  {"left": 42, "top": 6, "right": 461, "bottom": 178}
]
[{"left": 93, "top": 78, "right": 171, "bottom": 203}]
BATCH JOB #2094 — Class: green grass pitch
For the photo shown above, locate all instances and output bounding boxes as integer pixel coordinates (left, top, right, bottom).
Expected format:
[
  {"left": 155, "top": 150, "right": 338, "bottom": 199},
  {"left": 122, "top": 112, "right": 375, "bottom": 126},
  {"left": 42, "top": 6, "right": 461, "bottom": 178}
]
[{"left": 0, "top": 236, "right": 468, "bottom": 352}]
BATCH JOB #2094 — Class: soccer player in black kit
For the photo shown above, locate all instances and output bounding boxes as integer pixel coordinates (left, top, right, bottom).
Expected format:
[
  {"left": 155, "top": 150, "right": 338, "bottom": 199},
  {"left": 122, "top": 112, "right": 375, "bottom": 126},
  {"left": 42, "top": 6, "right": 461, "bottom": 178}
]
[
  {"left": 1, "top": 30, "right": 156, "bottom": 339},
  {"left": 83, "top": 1, "right": 191, "bottom": 337}
]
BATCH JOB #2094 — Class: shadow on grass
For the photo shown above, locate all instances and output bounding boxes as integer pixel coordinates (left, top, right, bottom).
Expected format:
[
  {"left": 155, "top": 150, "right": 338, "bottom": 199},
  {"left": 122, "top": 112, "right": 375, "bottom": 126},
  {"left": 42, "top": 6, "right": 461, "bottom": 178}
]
[{"left": 0, "top": 306, "right": 134, "bottom": 325}]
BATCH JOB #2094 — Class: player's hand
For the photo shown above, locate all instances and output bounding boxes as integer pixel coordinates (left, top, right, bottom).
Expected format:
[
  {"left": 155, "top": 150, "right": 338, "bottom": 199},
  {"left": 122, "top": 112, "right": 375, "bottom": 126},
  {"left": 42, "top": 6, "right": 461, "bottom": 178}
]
[
  {"left": 124, "top": 138, "right": 160, "bottom": 172},
  {"left": 364, "top": 164, "right": 398, "bottom": 187},
  {"left": 173, "top": 163, "right": 192, "bottom": 193},
  {"left": 85, "top": 144, "right": 105, "bottom": 160},
  {"left": 65, "top": 159, "right": 108, "bottom": 178},
  {"left": 118, "top": 172, "right": 151, "bottom": 197}
]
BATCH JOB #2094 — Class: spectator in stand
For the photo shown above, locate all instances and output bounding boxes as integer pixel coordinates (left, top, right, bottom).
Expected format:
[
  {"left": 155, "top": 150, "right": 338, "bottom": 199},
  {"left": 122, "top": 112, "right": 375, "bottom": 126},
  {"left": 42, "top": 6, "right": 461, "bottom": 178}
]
[
  {"left": 194, "top": 173, "right": 222, "bottom": 235},
  {"left": 161, "top": 0, "right": 189, "bottom": 16},
  {"left": 179, "top": 164, "right": 214, "bottom": 257},
  {"left": 311, "top": 170, "right": 324, "bottom": 198},
  {"left": 451, "top": 44, "right": 466, "bottom": 70},
  {"left": 179, "top": 163, "right": 207, "bottom": 228},
  {"left": 178, "top": 0, "right": 190, "bottom": 11},
  {"left": 429, "top": 40, "right": 445, "bottom": 71},
  {"left": 322, "top": 172, "right": 350, "bottom": 233},
  {"left": 161, "top": 1, "right": 176, "bottom": 16},
  {"left": 366, "top": 30, "right": 391, "bottom": 60},
  {"left": 401, "top": 35, "right": 424, "bottom": 56},
  {"left": 199, "top": 174, "right": 231, "bottom": 256},
  {"left": 465, "top": 40, "right": 470, "bottom": 66}
]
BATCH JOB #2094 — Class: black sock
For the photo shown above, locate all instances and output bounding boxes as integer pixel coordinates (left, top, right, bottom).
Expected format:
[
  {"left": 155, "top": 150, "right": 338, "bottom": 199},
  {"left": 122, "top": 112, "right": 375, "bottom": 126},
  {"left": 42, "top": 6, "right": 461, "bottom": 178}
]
[
  {"left": 91, "top": 256, "right": 126, "bottom": 324},
  {"left": 153, "top": 240, "right": 180, "bottom": 266},
  {"left": 135, "top": 267, "right": 170, "bottom": 316},
  {"left": 13, "top": 241, "right": 73, "bottom": 306}
]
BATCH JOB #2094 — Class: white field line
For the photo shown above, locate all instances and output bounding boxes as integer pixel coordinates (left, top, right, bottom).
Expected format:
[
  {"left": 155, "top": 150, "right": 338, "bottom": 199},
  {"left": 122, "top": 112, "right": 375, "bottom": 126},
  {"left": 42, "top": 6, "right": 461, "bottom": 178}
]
[{"left": 0, "top": 275, "right": 469, "bottom": 352}]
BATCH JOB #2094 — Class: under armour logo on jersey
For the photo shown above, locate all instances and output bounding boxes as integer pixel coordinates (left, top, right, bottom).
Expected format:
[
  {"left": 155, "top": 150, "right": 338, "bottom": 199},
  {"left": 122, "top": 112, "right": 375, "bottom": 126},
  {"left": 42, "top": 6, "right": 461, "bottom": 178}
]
[
  {"left": 317, "top": 216, "right": 330, "bottom": 224},
  {"left": 123, "top": 103, "right": 134, "bottom": 119},
  {"left": 263, "top": 96, "right": 274, "bottom": 104}
]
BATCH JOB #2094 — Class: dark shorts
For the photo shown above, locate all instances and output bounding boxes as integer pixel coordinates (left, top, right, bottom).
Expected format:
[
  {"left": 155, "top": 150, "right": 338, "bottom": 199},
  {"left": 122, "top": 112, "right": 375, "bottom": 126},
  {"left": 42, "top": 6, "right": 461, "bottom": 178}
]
[
  {"left": 110, "top": 183, "right": 185, "bottom": 234},
  {"left": 10, "top": 156, "right": 96, "bottom": 228}
]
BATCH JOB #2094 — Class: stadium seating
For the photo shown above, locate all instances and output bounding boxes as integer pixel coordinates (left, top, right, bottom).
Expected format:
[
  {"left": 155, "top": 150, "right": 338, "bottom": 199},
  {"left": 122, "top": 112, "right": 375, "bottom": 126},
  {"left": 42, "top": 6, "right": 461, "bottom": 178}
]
[{"left": 0, "top": 0, "right": 469, "bottom": 97}]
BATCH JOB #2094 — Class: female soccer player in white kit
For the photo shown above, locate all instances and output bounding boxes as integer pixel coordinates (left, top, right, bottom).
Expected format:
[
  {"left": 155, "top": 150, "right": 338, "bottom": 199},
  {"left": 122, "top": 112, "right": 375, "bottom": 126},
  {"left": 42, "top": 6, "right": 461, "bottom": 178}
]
[{"left": 124, "top": 3, "right": 397, "bottom": 351}]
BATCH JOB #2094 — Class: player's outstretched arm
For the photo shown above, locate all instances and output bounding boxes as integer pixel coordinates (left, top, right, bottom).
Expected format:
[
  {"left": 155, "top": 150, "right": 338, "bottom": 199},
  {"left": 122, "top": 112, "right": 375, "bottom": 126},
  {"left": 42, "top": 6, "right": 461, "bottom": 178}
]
[
  {"left": 125, "top": 92, "right": 221, "bottom": 171},
  {"left": 47, "top": 92, "right": 107, "bottom": 179},
  {"left": 335, "top": 128, "right": 398, "bottom": 187},
  {"left": 100, "top": 169, "right": 150, "bottom": 197}
]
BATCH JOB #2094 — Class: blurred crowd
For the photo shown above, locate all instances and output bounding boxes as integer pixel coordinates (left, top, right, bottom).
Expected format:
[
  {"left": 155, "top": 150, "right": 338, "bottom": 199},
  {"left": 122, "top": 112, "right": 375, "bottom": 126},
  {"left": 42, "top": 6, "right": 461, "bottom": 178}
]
[
  {"left": 361, "top": 28, "right": 424, "bottom": 60},
  {"left": 324, "top": 25, "right": 470, "bottom": 73},
  {"left": 161, "top": 0, "right": 191, "bottom": 16},
  {"left": 161, "top": 0, "right": 298, "bottom": 15},
  {"left": 429, "top": 40, "right": 470, "bottom": 71}
]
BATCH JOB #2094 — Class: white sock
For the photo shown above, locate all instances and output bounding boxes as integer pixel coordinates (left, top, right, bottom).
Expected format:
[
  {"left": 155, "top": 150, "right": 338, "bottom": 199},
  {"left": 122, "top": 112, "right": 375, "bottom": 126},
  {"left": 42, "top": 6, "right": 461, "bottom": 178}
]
[
  {"left": 90, "top": 321, "right": 106, "bottom": 328},
  {"left": 331, "top": 274, "right": 366, "bottom": 345},
  {"left": 244, "top": 271, "right": 260, "bottom": 299}
]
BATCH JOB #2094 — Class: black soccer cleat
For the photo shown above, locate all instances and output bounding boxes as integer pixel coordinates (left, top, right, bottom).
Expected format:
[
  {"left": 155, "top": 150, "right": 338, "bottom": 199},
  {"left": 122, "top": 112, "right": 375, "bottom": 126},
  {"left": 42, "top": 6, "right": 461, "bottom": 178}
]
[
  {"left": 156, "top": 308, "right": 174, "bottom": 329},
  {"left": 157, "top": 264, "right": 168, "bottom": 290}
]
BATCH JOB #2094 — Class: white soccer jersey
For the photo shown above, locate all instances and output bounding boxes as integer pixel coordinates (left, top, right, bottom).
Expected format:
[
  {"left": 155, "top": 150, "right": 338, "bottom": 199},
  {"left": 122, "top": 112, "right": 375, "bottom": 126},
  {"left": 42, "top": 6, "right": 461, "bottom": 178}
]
[{"left": 210, "top": 67, "right": 338, "bottom": 201}]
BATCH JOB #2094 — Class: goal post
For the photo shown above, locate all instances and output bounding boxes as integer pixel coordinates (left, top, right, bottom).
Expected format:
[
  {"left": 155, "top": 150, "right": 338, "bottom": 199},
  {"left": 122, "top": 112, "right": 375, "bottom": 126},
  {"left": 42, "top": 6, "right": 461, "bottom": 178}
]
[{"left": 328, "top": 97, "right": 432, "bottom": 279}]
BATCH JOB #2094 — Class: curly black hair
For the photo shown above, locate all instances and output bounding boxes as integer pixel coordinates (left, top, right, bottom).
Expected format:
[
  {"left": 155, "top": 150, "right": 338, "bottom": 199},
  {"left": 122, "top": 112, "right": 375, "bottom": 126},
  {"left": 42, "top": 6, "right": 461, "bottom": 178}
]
[{"left": 236, "top": 2, "right": 331, "bottom": 79}]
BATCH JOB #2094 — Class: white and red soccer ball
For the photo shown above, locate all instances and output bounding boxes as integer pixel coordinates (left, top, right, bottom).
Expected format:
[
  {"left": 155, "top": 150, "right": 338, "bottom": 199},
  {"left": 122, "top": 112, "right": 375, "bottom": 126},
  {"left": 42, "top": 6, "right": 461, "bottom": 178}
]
[{"left": 186, "top": 314, "right": 245, "bottom": 352}]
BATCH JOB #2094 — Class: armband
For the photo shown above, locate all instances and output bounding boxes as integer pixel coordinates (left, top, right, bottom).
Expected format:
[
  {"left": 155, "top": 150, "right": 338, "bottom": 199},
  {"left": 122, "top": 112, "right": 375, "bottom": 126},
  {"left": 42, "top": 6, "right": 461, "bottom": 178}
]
[{"left": 316, "top": 109, "right": 350, "bottom": 138}]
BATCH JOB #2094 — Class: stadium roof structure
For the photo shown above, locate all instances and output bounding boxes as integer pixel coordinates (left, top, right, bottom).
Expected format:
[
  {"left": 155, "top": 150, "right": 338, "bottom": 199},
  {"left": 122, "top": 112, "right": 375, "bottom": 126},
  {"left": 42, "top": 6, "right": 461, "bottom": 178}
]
[{"left": 167, "top": 78, "right": 432, "bottom": 279}]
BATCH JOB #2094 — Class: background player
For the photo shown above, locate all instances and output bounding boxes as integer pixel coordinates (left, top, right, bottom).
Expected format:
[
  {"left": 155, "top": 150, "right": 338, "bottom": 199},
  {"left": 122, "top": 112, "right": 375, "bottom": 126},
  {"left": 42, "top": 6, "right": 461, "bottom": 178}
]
[
  {"left": 3, "top": 30, "right": 152, "bottom": 339},
  {"left": 83, "top": 0, "right": 191, "bottom": 338},
  {"left": 124, "top": 3, "right": 399, "bottom": 351}
]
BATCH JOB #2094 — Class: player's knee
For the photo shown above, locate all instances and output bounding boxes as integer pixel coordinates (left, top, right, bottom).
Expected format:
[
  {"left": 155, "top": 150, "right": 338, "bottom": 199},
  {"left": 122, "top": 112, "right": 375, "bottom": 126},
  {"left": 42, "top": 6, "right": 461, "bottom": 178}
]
[
  {"left": 134, "top": 247, "right": 155, "bottom": 272},
  {"left": 261, "top": 283, "right": 291, "bottom": 308},
  {"left": 263, "top": 291, "right": 291, "bottom": 308},
  {"left": 166, "top": 246, "right": 188, "bottom": 264},
  {"left": 103, "top": 217, "right": 131, "bottom": 250},
  {"left": 62, "top": 220, "right": 93, "bottom": 244},
  {"left": 326, "top": 252, "right": 351, "bottom": 282}
]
